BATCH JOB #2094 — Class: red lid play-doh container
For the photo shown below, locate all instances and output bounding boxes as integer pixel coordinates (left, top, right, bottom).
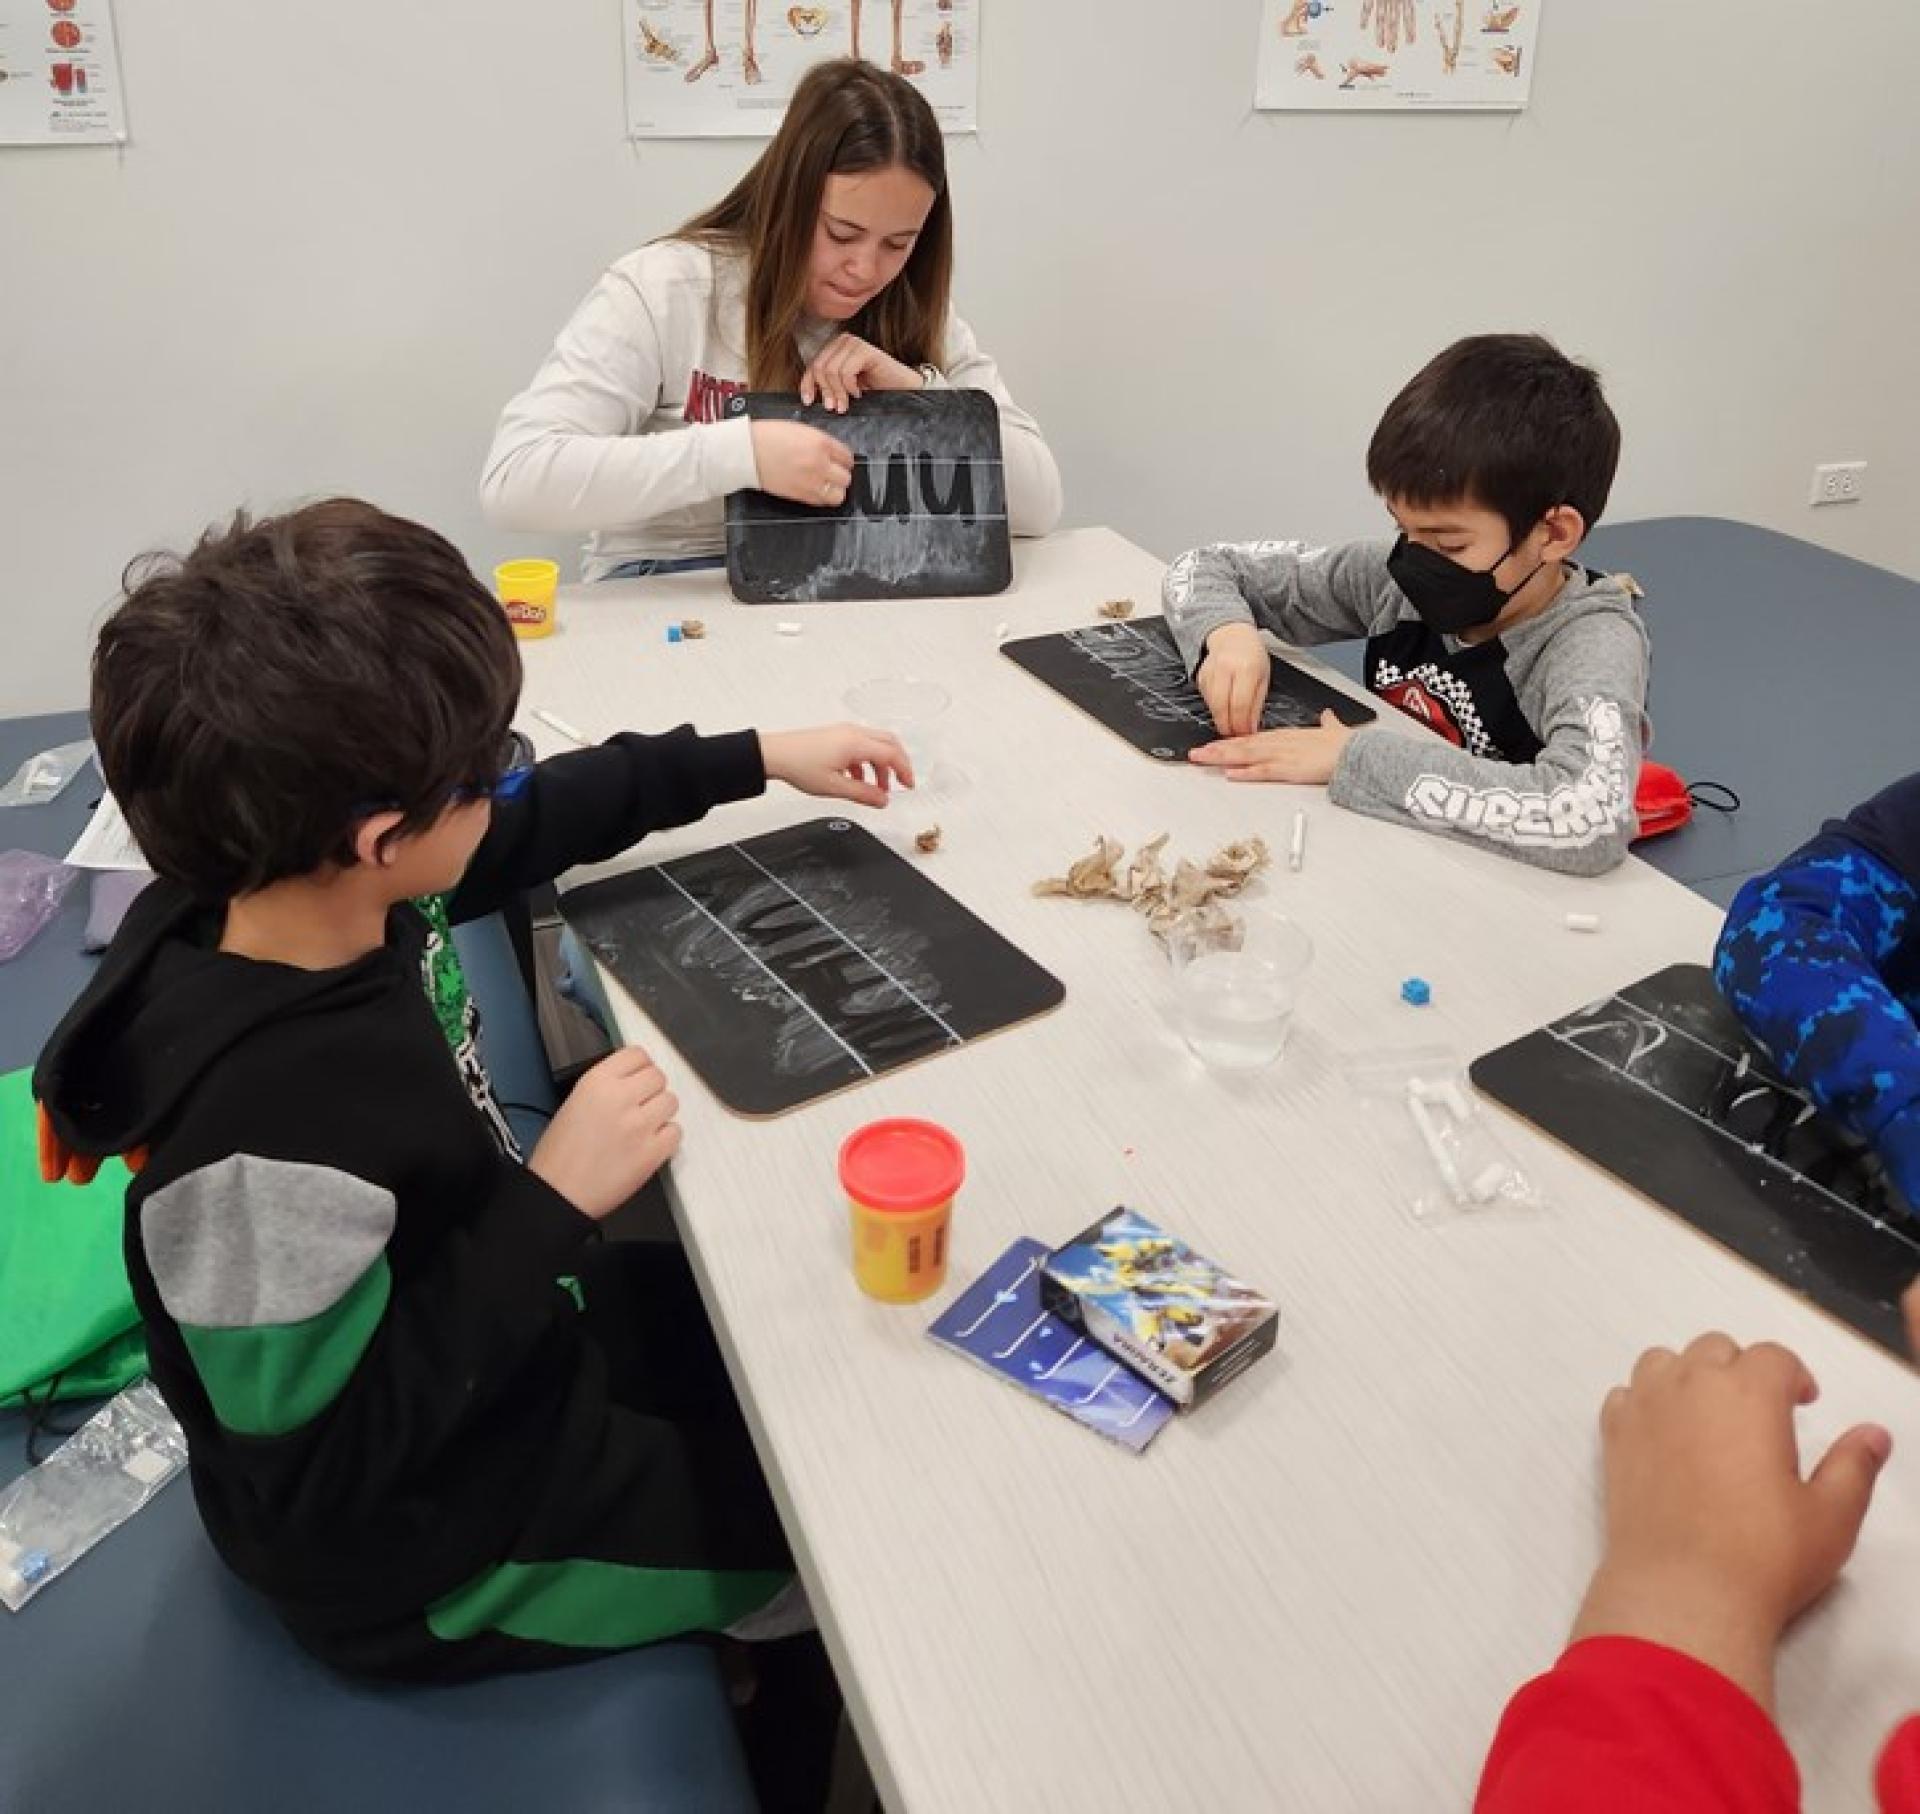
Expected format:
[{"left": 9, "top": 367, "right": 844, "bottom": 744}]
[{"left": 837, "top": 1119, "right": 966, "bottom": 1213}]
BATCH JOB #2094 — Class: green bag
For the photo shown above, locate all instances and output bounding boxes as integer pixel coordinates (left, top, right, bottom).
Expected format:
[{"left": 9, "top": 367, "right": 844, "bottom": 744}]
[{"left": 0, "top": 1067, "right": 145, "bottom": 1405}]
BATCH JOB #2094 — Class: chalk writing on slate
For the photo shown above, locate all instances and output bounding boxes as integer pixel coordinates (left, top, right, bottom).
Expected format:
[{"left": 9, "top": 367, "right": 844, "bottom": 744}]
[
  {"left": 1473, "top": 963, "right": 1920, "bottom": 1357},
  {"left": 1001, "top": 616, "right": 1375, "bottom": 762},
  {"left": 560, "top": 818, "right": 1063, "bottom": 1118},
  {"left": 725, "top": 390, "right": 1011, "bottom": 603}
]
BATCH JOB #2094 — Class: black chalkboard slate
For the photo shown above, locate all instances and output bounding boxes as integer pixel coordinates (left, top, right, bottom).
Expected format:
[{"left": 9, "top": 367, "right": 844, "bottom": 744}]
[
  {"left": 724, "top": 390, "right": 1011, "bottom": 604},
  {"left": 559, "top": 817, "right": 1063, "bottom": 1119},
  {"left": 1000, "top": 617, "right": 1376, "bottom": 762},
  {"left": 1471, "top": 964, "right": 1920, "bottom": 1357}
]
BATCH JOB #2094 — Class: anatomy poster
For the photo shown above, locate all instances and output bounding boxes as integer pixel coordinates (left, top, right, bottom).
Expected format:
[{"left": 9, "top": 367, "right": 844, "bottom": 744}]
[
  {"left": 0, "top": 0, "right": 127, "bottom": 144},
  {"left": 626, "top": 0, "right": 979, "bottom": 139},
  {"left": 1256, "top": 0, "right": 1541, "bottom": 112}
]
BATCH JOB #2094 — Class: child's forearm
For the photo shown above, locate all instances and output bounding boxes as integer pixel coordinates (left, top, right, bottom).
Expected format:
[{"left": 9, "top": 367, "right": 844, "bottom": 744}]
[
  {"left": 447, "top": 729, "right": 766, "bottom": 924},
  {"left": 1329, "top": 696, "right": 1641, "bottom": 876},
  {"left": 1163, "top": 539, "right": 1393, "bottom": 676},
  {"left": 1476, "top": 1637, "right": 1799, "bottom": 1814},
  {"left": 1715, "top": 842, "right": 1920, "bottom": 1177}
]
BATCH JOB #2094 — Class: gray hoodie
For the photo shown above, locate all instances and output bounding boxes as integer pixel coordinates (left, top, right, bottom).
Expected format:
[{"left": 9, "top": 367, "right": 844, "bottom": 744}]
[{"left": 1163, "top": 538, "right": 1651, "bottom": 877}]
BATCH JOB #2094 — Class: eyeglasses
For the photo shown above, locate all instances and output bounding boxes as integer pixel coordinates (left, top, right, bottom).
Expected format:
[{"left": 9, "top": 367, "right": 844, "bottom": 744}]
[
  {"left": 452, "top": 764, "right": 533, "bottom": 805},
  {"left": 353, "top": 742, "right": 533, "bottom": 821}
]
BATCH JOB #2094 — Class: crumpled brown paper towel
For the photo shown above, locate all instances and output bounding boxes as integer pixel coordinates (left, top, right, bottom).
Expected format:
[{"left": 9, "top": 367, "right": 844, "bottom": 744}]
[{"left": 1034, "top": 834, "right": 1270, "bottom": 937}]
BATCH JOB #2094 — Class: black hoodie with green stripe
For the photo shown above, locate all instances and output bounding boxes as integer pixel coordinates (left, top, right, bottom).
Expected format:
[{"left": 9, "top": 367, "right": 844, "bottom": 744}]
[{"left": 33, "top": 728, "right": 792, "bottom": 1672}]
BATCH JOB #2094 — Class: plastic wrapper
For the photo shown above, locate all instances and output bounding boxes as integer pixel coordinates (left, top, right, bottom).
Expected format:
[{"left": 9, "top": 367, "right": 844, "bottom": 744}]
[
  {"left": 1346, "top": 1048, "right": 1544, "bottom": 1224},
  {"left": 0, "top": 1381, "right": 187, "bottom": 1612},
  {"left": 0, "top": 739, "right": 93, "bottom": 808},
  {"left": 0, "top": 850, "right": 79, "bottom": 962}
]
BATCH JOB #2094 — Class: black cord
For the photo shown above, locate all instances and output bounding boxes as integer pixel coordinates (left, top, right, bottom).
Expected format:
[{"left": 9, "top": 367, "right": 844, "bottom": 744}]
[
  {"left": 19, "top": 1367, "right": 88, "bottom": 1467},
  {"left": 1687, "top": 780, "right": 1742, "bottom": 815}
]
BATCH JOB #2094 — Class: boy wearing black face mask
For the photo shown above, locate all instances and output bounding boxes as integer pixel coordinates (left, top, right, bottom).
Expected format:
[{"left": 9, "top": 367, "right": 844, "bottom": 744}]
[{"left": 1163, "top": 333, "right": 1646, "bottom": 876}]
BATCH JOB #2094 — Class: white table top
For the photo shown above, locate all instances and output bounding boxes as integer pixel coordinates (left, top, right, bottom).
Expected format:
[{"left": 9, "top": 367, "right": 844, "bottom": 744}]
[{"left": 518, "top": 528, "right": 1920, "bottom": 1812}]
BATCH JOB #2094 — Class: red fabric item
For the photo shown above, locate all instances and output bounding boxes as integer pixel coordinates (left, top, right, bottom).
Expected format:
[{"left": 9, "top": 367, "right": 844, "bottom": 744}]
[
  {"left": 1880, "top": 1719, "right": 1920, "bottom": 1811},
  {"left": 1634, "top": 759, "right": 1694, "bottom": 841},
  {"left": 1476, "top": 1637, "right": 1799, "bottom": 1814}
]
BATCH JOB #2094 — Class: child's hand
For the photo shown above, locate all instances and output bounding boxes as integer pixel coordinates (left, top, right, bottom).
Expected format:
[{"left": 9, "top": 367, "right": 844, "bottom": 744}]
[
  {"left": 1198, "top": 624, "right": 1271, "bottom": 736},
  {"left": 800, "top": 334, "right": 924, "bottom": 413},
  {"left": 528, "top": 1048, "right": 681, "bottom": 1220},
  {"left": 1571, "top": 1333, "right": 1891, "bottom": 1714},
  {"left": 1189, "top": 711, "right": 1354, "bottom": 784},
  {"left": 751, "top": 419, "right": 856, "bottom": 509},
  {"left": 761, "top": 724, "right": 913, "bottom": 808}
]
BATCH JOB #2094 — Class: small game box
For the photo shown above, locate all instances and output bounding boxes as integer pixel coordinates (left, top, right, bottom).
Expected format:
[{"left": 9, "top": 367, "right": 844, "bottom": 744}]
[
  {"left": 927, "top": 1239, "right": 1175, "bottom": 1453},
  {"left": 1040, "top": 1208, "right": 1278, "bottom": 1409}
]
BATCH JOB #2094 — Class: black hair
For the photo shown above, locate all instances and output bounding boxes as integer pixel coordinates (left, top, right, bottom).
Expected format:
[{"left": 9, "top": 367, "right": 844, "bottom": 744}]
[
  {"left": 1366, "top": 333, "right": 1622, "bottom": 542},
  {"left": 93, "top": 498, "right": 521, "bottom": 902}
]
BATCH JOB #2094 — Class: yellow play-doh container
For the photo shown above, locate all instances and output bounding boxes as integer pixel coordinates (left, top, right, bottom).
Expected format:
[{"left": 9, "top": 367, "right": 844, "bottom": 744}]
[
  {"left": 494, "top": 559, "right": 560, "bottom": 640},
  {"left": 838, "top": 1119, "right": 965, "bottom": 1304}
]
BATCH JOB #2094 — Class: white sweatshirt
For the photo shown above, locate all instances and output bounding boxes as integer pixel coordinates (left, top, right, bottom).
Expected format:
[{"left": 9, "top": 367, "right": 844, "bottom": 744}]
[{"left": 481, "top": 238, "right": 1065, "bottom": 580}]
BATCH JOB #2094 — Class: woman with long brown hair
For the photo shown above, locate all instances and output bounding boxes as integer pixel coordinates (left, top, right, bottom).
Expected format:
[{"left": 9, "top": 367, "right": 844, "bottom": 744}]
[{"left": 482, "top": 59, "right": 1061, "bottom": 582}]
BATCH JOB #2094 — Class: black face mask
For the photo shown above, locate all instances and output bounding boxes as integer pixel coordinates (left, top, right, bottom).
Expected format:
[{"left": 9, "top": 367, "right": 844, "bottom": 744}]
[{"left": 1387, "top": 533, "right": 1545, "bottom": 636}]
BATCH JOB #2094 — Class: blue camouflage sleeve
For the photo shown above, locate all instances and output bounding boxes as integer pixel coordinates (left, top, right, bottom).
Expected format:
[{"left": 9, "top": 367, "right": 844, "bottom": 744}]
[{"left": 1714, "top": 835, "right": 1920, "bottom": 1203}]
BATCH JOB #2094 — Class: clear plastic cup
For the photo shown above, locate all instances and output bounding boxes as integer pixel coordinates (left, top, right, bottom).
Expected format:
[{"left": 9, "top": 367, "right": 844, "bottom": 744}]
[
  {"left": 1167, "top": 909, "right": 1313, "bottom": 1071},
  {"left": 838, "top": 1118, "right": 964, "bottom": 1304},
  {"left": 494, "top": 559, "right": 560, "bottom": 640},
  {"left": 842, "top": 677, "right": 952, "bottom": 793}
]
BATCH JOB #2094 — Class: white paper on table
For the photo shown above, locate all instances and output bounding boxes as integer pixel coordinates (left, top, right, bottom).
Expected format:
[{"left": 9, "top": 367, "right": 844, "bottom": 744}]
[{"left": 64, "top": 791, "right": 151, "bottom": 873}]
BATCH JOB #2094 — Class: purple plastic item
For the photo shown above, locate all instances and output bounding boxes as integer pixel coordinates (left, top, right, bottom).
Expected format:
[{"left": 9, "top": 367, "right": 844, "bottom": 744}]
[
  {"left": 83, "top": 868, "right": 154, "bottom": 953},
  {"left": 0, "top": 850, "right": 79, "bottom": 962}
]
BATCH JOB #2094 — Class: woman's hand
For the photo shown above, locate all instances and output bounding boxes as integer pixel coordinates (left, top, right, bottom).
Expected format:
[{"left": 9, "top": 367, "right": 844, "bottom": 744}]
[
  {"left": 800, "top": 334, "right": 926, "bottom": 413},
  {"left": 750, "top": 420, "right": 855, "bottom": 508}
]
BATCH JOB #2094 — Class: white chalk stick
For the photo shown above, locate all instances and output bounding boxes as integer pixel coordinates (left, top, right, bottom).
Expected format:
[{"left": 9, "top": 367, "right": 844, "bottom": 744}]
[
  {"left": 1289, "top": 811, "right": 1307, "bottom": 873},
  {"left": 776, "top": 622, "right": 803, "bottom": 637},
  {"left": 532, "top": 709, "right": 589, "bottom": 747},
  {"left": 1565, "top": 912, "right": 1602, "bottom": 933},
  {"left": 1468, "top": 1163, "right": 1507, "bottom": 1204},
  {"left": 1411, "top": 1078, "right": 1470, "bottom": 1121},
  {"left": 1408, "top": 1094, "right": 1469, "bottom": 1204}
]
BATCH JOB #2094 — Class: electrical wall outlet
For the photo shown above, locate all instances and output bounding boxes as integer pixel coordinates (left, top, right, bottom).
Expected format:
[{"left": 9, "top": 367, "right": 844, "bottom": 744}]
[{"left": 1811, "top": 461, "right": 1868, "bottom": 506}]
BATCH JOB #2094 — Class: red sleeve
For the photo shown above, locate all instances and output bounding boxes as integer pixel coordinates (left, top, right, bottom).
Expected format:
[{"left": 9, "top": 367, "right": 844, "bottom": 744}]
[
  {"left": 1475, "top": 1637, "right": 1799, "bottom": 1814},
  {"left": 1879, "top": 1718, "right": 1920, "bottom": 1812}
]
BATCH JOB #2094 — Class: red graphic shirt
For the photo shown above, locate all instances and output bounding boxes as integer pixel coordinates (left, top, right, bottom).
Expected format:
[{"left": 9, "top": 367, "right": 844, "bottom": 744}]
[
  {"left": 1377, "top": 676, "right": 1468, "bottom": 747},
  {"left": 684, "top": 369, "right": 745, "bottom": 425}
]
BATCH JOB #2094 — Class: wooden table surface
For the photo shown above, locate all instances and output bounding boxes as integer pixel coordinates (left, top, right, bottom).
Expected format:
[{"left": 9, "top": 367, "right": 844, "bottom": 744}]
[{"left": 519, "top": 528, "right": 1920, "bottom": 1812}]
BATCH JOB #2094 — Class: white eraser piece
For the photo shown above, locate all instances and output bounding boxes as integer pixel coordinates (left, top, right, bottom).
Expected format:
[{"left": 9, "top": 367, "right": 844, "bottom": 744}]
[
  {"left": 1565, "top": 912, "right": 1602, "bottom": 933},
  {"left": 775, "top": 622, "right": 803, "bottom": 637},
  {"left": 994, "top": 621, "right": 1010, "bottom": 640},
  {"left": 1468, "top": 1163, "right": 1507, "bottom": 1204}
]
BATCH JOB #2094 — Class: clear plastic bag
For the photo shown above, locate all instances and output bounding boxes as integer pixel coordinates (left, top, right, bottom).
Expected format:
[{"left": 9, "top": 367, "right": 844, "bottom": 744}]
[
  {"left": 1346, "top": 1048, "right": 1544, "bottom": 1224},
  {"left": 0, "top": 1381, "right": 186, "bottom": 1612},
  {"left": 0, "top": 739, "right": 94, "bottom": 808},
  {"left": 0, "top": 850, "right": 79, "bottom": 962}
]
